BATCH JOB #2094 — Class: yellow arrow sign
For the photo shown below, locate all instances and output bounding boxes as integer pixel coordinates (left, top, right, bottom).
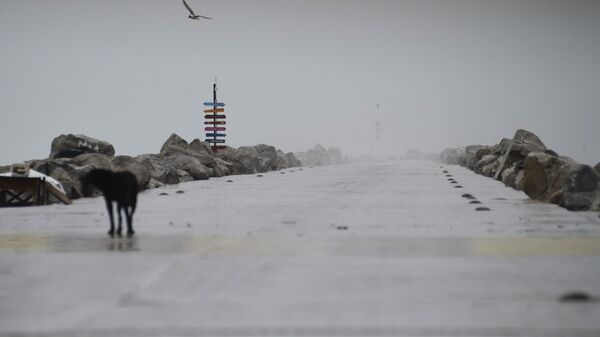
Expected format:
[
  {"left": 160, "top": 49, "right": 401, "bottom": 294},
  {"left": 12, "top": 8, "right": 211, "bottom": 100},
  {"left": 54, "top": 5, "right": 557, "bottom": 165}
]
[{"left": 204, "top": 108, "right": 225, "bottom": 113}]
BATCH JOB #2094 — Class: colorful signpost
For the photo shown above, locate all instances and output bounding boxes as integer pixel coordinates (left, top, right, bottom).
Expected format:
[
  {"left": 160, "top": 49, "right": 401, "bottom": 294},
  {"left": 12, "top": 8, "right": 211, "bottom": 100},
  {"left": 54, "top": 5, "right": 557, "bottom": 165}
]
[{"left": 203, "top": 81, "right": 227, "bottom": 151}]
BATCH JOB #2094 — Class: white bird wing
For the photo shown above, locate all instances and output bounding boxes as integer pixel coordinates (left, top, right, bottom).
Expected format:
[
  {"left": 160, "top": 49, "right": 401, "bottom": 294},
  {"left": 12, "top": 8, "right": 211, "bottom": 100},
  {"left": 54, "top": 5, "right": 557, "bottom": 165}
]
[{"left": 182, "top": 0, "right": 196, "bottom": 16}]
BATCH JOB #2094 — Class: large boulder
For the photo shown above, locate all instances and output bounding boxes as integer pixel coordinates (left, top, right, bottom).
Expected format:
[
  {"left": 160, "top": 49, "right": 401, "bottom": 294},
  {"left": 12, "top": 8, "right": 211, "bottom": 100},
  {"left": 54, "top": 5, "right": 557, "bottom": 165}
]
[
  {"left": 159, "top": 133, "right": 190, "bottom": 157},
  {"left": 558, "top": 191, "right": 600, "bottom": 211},
  {"left": 189, "top": 139, "right": 214, "bottom": 156},
  {"left": 166, "top": 154, "right": 210, "bottom": 180},
  {"left": 50, "top": 134, "right": 115, "bottom": 159},
  {"left": 111, "top": 155, "right": 151, "bottom": 190},
  {"left": 473, "top": 154, "right": 498, "bottom": 175},
  {"left": 494, "top": 129, "right": 546, "bottom": 180},
  {"left": 160, "top": 134, "right": 217, "bottom": 168},
  {"left": 465, "top": 145, "right": 488, "bottom": 170},
  {"left": 285, "top": 152, "right": 301, "bottom": 167},
  {"left": 212, "top": 157, "right": 233, "bottom": 177},
  {"left": 135, "top": 154, "right": 180, "bottom": 185},
  {"left": 26, "top": 158, "right": 87, "bottom": 199},
  {"left": 71, "top": 153, "right": 113, "bottom": 171},
  {"left": 234, "top": 146, "right": 263, "bottom": 173},
  {"left": 489, "top": 138, "right": 513, "bottom": 156},
  {"left": 523, "top": 152, "right": 599, "bottom": 210},
  {"left": 595, "top": 162, "right": 600, "bottom": 175},
  {"left": 255, "top": 144, "right": 287, "bottom": 171},
  {"left": 214, "top": 147, "right": 253, "bottom": 175}
]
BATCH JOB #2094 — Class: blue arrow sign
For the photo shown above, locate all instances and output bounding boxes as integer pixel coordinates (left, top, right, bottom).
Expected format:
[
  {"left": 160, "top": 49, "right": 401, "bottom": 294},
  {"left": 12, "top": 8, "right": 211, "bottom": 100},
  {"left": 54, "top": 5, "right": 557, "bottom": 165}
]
[
  {"left": 206, "top": 133, "right": 226, "bottom": 138},
  {"left": 203, "top": 102, "right": 225, "bottom": 107}
]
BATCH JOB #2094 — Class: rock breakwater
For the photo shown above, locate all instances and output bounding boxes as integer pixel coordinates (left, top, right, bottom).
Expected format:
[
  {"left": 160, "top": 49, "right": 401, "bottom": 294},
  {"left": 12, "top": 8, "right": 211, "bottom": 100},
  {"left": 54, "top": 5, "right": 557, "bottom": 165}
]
[{"left": 440, "top": 129, "right": 600, "bottom": 211}]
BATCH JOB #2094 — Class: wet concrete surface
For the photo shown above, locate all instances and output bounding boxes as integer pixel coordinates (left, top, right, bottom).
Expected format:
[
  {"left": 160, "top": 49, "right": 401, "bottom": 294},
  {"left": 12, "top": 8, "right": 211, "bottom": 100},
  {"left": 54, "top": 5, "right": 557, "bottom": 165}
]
[{"left": 1, "top": 160, "right": 600, "bottom": 336}]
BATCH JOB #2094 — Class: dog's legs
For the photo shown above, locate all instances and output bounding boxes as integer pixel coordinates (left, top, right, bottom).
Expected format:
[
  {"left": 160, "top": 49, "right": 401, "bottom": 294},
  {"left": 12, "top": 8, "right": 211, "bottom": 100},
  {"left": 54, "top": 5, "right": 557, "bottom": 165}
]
[
  {"left": 125, "top": 206, "right": 135, "bottom": 236},
  {"left": 116, "top": 204, "right": 123, "bottom": 237},
  {"left": 105, "top": 199, "right": 115, "bottom": 237}
]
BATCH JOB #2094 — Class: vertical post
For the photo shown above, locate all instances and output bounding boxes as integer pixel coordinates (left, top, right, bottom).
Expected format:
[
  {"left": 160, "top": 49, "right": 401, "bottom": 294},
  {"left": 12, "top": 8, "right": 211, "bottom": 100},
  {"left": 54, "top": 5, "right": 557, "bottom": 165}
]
[{"left": 212, "top": 81, "right": 217, "bottom": 151}]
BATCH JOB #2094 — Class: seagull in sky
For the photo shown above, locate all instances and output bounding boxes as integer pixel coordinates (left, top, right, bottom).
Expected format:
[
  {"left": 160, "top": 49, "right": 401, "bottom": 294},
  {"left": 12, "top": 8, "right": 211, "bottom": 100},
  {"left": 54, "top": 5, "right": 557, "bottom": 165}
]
[{"left": 183, "top": 0, "right": 213, "bottom": 20}]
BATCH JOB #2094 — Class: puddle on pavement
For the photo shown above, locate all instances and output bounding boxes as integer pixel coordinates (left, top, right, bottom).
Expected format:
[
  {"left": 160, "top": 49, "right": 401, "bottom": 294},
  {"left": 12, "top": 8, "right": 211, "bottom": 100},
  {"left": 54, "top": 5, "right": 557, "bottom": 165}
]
[{"left": 2, "top": 233, "right": 600, "bottom": 257}]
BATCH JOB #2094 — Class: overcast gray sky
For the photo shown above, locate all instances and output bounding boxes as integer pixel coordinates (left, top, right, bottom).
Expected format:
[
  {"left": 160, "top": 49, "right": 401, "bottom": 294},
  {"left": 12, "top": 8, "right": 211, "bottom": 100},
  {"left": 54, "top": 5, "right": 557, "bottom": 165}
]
[{"left": 1, "top": 0, "right": 599, "bottom": 165}]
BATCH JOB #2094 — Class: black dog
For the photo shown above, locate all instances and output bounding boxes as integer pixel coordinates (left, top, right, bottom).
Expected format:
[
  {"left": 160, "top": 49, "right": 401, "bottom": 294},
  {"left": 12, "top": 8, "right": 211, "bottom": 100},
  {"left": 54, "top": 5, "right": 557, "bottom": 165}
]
[{"left": 83, "top": 169, "right": 138, "bottom": 237}]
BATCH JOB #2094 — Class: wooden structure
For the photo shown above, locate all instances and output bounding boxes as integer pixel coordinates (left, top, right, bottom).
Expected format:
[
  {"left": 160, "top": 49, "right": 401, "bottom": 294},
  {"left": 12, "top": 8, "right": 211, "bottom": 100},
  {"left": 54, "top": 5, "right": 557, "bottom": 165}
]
[{"left": 0, "top": 176, "right": 71, "bottom": 207}]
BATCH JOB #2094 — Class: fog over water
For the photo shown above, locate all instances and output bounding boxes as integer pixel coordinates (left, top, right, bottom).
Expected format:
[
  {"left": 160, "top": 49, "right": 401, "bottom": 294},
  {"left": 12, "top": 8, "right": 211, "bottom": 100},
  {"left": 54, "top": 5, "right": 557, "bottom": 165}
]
[{"left": 1, "top": 0, "right": 599, "bottom": 165}]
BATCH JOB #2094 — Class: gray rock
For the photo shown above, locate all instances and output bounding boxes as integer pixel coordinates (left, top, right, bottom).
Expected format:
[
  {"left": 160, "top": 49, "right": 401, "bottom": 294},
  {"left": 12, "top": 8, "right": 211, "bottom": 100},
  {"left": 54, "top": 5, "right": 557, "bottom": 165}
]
[
  {"left": 211, "top": 157, "right": 232, "bottom": 177},
  {"left": 29, "top": 159, "right": 99, "bottom": 199},
  {"left": 50, "top": 134, "right": 115, "bottom": 159},
  {"left": 235, "top": 146, "right": 263, "bottom": 173},
  {"left": 562, "top": 164, "right": 600, "bottom": 194},
  {"left": 594, "top": 162, "right": 600, "bottom": 175},
  {"left": 160, "top": 134, "right": 217, "bottom": 168},
  {"left": 29, "top": 158, "right": 81, "bottom": 181},
  {"left": 558, "top": 191, "right": 600, "bottom": 211},
  {"left": 440, "top": 147, "right": 467, "bottom": 166},
  {"left": 135, "top": 154, "right": 179, "bottom": 185},
  {"left": 176, "top": 169, "right": 194, "bottom": 183},
  {"left": 72, "top": 153, "right": 113, "bottom": 171},
  {"left": 285, "top": 152, "right": 301, "bottom": 167},
  {"left": 481, "top": 160, "right": 500, "bottom": 177},
  {"left": 465, "top": 145, "right": 488, "bottom": 169},
  {"left": 473, "top": 154, "right": 498, "bottom": 175},
  {"left": 111, "top": 155, "right": 151, "bottom": 190},
  {"left": 255, "top": 144, "right": 287, "bottom": 171},
  {"left": 189, "top": 139, "right": 214, "bottom": 156},
  {"left": 523, "top": 152, "right": 599, "bottom": 209},
  {"left": 214, "top": 147, "right": 253, "bottom": 175},
  {"left": 514, "top": 170, "right": 525, "bottom": 191},
  {"left": 159, "top": 133, "right": 191, "bottom": 157},
  {"left": 490, "top": 138, "right": 513, "bottom": 156},
  {"left": 295, "top": 144, "right": 334, "bottom": 167},
  {"left": 167, "top": 154, "right": 210, "bottom": 180},
  {"left": 146, "top": 178, "right": 164, "bottom": 190},
  {"left": 494, "top": 129, "right": 547, "bottom": 180},
  {"left": 501, "top": 165, "right": 518, "bottom": 188}
]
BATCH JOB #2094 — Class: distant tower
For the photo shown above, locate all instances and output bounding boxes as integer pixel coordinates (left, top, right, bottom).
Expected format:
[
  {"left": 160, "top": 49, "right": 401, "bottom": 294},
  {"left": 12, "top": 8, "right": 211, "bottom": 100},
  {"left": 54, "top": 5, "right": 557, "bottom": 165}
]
[{"left": 370, "top": 103, "right": 385, "bottom": 159}]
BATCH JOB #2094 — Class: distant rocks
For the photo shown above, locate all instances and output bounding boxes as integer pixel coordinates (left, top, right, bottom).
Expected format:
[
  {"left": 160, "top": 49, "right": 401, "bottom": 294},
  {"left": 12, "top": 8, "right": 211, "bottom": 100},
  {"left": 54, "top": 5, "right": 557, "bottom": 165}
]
[
  {"left": 2, "top": 133, "right": 307, "bottom": 203},
  {"left": 294, "top": 144, "right": 345, "bottom": 167},
  {"left": 440, "top": 147, "right": 466, "bottom": 166},
  {"left": 441, "top": 129, "right": 600, "bottom": 211}
]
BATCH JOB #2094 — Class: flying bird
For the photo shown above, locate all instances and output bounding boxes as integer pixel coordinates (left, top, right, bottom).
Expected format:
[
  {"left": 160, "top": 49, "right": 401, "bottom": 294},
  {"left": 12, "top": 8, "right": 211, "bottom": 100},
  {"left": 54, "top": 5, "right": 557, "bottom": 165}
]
[{"left": 183, "top": 0, "right": 213, "bottom": 20}]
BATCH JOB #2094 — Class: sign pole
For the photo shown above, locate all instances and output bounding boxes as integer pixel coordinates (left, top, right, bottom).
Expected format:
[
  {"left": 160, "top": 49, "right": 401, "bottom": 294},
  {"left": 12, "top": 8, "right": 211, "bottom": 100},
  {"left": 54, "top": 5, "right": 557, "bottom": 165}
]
[
  {"left": 203, "top": 79, "right": 226, "bottom": 151},
  {"left": 213, "top": 80, "right": 217, "bottom": 151}
]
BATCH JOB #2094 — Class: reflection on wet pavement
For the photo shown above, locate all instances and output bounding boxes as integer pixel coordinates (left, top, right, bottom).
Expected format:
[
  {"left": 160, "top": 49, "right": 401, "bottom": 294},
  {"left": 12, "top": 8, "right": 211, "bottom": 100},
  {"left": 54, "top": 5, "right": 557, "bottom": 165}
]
[{"left": 2, "top": 233, "right": 600, "bottom": 257}]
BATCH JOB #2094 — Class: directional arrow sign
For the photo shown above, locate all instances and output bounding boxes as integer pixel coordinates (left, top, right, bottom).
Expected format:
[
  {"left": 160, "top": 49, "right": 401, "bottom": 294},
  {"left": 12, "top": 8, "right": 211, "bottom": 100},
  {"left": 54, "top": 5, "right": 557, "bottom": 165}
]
[
  {"left": 204, "top": 121, "right": 226, "bottom": 125},
  {"left": 206, "top": 139, "right": 226, "bottom": 143},
  {"left": 203, "top": 102, "right": 225, "bottom": 107},
  {"left": 204, "top": 108, "right": 225, "bottom": 113},
  {"left": 206, "top": 133, "right": 226, "bottom": 138},
  {"left": 205, "top": 127, "right": 226, "bottom": 131},
  {"left": 204, "top": 115, "right": 226, "bottom": 119}
]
